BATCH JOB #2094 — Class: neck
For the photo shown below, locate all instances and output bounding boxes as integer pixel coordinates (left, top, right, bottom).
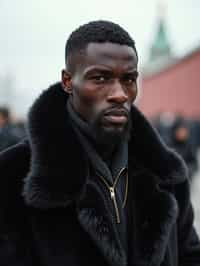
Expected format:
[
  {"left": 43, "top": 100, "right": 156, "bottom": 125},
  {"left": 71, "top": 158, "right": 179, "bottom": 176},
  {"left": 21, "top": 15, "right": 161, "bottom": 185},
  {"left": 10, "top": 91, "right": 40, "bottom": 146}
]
[{"left": 93, "top": 138, "right": 117, "bottom": 165}]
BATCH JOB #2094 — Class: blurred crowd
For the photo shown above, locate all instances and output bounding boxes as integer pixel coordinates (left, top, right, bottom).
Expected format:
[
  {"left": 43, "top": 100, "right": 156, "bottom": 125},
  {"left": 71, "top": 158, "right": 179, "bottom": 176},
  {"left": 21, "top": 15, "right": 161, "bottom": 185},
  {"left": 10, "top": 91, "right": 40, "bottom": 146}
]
[
  {"left": 152, "top": 112, "right": 200, "bottom": 180},
  {"left": 0, "top": 106, "right": 26, "bottom": 152}
]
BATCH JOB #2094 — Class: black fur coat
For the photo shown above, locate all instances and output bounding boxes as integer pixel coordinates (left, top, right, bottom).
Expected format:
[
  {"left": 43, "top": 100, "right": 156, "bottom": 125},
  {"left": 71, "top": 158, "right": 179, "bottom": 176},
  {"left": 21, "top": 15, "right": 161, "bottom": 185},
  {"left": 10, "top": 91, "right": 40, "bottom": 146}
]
[{"left": 0, "top": 83, "right": 200, "bottom": 266}]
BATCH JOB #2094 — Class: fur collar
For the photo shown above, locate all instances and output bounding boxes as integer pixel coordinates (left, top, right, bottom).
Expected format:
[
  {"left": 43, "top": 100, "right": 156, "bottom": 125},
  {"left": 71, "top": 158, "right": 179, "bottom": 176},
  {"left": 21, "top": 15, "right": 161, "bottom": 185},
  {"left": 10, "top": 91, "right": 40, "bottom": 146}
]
[{"left": 23, "top": 82, "right": 187, "bottom": 208}]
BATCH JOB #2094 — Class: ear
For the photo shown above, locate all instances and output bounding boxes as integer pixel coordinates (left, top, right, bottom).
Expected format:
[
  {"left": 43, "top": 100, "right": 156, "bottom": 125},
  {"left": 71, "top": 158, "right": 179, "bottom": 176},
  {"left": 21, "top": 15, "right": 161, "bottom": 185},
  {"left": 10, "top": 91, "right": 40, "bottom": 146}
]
[{"left": 61, "top": 69, "right": 73, "bottom": 94}]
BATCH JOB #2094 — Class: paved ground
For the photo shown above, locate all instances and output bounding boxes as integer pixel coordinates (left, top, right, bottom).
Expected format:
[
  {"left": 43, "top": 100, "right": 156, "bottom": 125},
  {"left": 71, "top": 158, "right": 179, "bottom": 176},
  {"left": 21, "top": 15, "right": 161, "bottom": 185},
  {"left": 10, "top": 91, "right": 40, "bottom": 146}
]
[{"left": 190, "top": 151, "right": 200, "bottom": 236}]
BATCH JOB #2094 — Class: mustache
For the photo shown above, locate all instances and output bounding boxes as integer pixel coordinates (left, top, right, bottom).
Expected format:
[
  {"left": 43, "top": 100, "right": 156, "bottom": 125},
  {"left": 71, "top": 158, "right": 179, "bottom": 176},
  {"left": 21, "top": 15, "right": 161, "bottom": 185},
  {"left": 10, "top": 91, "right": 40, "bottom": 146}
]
[{"left": 103, "top": 107, "right": 129, "bottom": 117}]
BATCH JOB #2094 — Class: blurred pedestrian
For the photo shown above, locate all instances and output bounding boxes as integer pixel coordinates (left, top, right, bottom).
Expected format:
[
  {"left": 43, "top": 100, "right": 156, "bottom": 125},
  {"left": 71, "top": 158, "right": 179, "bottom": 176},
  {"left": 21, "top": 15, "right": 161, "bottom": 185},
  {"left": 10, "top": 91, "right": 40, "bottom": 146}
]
[
  {"left": 170, "top": 116, "right": 198, "bottom": 178},
  {"left": 153, "top": 112, "right": 176, "bottom": 145},
  {"left": 0, "top": 106, "right": 21, "bottom": 151}
]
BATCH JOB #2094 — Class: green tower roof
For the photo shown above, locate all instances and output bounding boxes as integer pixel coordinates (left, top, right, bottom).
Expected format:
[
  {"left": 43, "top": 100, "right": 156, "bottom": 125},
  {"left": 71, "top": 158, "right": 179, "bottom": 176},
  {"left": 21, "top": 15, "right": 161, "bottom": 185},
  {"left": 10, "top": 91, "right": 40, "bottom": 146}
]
[{"left": 150, "top": 17, "right": 172, "bottom": 60}]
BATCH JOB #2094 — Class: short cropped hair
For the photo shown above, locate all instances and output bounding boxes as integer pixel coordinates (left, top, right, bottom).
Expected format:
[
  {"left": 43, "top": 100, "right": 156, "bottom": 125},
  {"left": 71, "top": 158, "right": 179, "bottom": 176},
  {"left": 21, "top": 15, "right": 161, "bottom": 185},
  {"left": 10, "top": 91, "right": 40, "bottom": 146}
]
[{"left": 65, "top": 20, "right": 138, "bottom": 72}]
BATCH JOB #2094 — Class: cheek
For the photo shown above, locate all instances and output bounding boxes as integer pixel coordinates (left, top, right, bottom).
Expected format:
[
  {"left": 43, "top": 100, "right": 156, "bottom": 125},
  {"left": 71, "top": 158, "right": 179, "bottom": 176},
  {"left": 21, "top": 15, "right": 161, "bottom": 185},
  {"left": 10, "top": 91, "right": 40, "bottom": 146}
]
[
  {"left": 72, "top": 82, "right": 106, "bottom": 120},
  {"left": 128, "top": 85, "right": 138, "bottom": 103},
  {"left": 74, "top": 86, "right": 100, "bottom": 107}
]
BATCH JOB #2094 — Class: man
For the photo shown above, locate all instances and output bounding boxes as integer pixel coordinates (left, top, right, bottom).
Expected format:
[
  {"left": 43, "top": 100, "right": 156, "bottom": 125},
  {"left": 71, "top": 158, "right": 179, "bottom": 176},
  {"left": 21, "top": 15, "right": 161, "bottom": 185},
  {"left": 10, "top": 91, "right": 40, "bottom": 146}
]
[
  {"left": 169, "top": 116, "right": 198, "bottom": 179},
  {"left": 0, "top": 106, "right": 21, "bottom": 151},
  {"left": 0, "top": 21, "right": 200, "bottom": 266}
]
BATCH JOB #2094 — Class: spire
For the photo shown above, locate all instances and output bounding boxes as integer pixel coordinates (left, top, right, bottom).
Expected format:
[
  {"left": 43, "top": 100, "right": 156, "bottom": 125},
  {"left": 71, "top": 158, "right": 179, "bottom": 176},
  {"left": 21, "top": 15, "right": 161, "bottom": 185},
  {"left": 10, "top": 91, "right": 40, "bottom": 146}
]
[
  {"left": 142, "top": 1, "right": 175, "bottom": 77},
  {"left": 149, "top": 14, "right": 172, "bottom": 61}
]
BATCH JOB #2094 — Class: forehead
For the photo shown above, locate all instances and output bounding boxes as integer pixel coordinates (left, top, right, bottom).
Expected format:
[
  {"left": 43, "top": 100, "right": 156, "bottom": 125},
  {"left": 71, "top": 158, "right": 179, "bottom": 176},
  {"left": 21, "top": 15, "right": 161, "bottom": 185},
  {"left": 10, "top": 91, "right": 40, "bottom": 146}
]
[{"left": 81, "top": 42, "right": 138, "bottom": 70}]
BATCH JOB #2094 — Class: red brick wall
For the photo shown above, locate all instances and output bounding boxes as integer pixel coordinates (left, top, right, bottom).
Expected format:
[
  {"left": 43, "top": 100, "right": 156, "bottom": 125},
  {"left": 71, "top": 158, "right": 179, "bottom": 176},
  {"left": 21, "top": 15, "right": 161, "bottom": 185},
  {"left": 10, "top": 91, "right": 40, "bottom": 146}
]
[{"left": 138, "top": 50, "right": 200, "bottom": 118}]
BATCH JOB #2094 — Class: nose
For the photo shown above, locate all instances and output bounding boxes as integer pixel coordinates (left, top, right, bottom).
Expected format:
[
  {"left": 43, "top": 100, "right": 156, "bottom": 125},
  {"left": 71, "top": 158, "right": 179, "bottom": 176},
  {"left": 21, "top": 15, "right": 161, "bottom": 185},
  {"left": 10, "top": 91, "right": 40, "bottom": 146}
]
[{"left": 107, "top": 80, "right": 128, "bottom": 104}]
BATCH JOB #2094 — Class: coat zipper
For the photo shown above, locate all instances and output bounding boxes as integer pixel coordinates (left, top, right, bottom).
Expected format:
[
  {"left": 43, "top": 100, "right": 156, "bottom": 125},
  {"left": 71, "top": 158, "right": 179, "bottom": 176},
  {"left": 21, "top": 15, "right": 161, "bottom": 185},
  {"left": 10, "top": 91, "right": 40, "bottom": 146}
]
[
  {"left": 97, "top": 167, "right": 128, "bottom": 224},
  {"left": 109, "top": 187, "right": 120, "bottom": 223}
]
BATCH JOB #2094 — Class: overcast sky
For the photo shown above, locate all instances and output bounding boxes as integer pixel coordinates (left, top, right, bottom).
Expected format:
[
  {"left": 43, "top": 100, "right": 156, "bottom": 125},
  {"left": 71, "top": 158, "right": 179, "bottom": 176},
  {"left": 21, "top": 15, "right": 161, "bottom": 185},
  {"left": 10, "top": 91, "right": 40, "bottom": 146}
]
[{"left": 0, "top": 0, "right": 199, "bottom": 116}]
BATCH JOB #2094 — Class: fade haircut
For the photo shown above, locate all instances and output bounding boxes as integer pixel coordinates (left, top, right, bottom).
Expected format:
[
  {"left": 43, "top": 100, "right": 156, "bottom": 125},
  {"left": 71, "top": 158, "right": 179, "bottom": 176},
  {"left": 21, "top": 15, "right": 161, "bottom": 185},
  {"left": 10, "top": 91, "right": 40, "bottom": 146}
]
[{"left": 65, "top": 20, "right": 138, "bottom": 72}]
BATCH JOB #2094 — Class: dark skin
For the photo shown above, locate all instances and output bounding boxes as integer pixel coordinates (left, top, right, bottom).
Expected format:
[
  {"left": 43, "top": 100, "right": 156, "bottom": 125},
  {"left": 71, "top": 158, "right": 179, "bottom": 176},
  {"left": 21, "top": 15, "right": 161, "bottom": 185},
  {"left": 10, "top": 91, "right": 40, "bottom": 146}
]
[{"left": 62, "top": 42, "right": 138, "bottom": 141}]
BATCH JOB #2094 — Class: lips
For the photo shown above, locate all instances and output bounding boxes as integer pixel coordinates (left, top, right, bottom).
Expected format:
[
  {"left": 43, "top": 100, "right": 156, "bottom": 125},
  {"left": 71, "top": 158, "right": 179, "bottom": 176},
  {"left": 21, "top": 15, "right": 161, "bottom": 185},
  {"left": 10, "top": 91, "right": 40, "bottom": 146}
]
[{"left": 103, "top": 109, "right": 128, "bottom": 125}]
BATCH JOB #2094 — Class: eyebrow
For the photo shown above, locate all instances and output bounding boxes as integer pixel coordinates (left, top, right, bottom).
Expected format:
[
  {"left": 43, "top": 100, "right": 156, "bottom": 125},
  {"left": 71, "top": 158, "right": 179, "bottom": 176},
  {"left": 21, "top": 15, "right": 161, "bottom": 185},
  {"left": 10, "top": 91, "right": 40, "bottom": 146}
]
[
  {"left": 83, "top": 66, "right": 138, "bottom": 76},
  {"left": 124, "top": 70, "right": 139, "bottom": 77},
  {"left": 83, "top": 66, "right": 112, "bottom": 75}
]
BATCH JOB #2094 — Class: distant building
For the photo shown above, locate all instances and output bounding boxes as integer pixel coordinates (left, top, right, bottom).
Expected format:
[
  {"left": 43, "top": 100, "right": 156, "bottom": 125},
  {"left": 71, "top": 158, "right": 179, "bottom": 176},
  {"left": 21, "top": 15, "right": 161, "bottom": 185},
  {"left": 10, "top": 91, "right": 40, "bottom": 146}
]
[
  {"left": 0, "top": 73, "right": 27, "bottom": 120},
  {"left": 139, "top": 14, "right": 200, "bottom": 119},
  {"left": 0, "top": 73, "right": 15, "bottom": 107}
]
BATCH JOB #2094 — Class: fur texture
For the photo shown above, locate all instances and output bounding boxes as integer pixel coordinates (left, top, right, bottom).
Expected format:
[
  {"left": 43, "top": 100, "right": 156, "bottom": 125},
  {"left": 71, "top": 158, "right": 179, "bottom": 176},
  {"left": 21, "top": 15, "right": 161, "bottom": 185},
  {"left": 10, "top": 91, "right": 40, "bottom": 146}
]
[
  {"left": 0, "top": 82, "right": 199, "bottom": 266},
  {"left": 23, "top": 82, "right": 187, "bottom": 208}
]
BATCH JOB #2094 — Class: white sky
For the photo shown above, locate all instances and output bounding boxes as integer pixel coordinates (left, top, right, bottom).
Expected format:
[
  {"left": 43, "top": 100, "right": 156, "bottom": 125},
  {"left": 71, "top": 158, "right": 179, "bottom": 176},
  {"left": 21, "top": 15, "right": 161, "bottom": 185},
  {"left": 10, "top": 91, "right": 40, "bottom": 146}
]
[{"left": 0, "top": 0, "right": 200, "bottom": 116}]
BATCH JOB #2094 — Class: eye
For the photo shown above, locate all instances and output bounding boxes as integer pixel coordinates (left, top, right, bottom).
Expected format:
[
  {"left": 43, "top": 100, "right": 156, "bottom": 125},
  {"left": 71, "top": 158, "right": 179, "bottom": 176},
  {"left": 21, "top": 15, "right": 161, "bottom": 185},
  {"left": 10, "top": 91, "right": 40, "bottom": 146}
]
[
  {"left": 95, "top": 76, "right": 105, "bottom": 82},
  {"left": 122, "top": 73, "right": 138, "bottom": 85},
  {"left": 91, "top": 75, "right": 109, "bottom": 83},
  {"left": 126, "top": 78, "right": 135, "bottom": 84},
  {"left": 123, "top": 77, "right": 136, "bottom": 85}
]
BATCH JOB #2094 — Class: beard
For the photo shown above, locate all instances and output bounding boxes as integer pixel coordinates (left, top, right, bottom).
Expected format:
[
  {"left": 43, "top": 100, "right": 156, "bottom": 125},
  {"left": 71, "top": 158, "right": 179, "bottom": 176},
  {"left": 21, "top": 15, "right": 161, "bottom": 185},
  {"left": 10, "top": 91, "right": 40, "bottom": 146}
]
[{"left": 89, "top": 111, "right": 132, "bottom": 147}]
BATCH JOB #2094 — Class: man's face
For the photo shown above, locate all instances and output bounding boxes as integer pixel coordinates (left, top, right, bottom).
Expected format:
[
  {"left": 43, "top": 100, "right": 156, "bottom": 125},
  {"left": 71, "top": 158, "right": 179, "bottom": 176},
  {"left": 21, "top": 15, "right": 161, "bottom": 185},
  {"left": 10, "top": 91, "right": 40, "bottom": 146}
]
[{"left": 62, "top": 42, "right": 138, "bottom": 142}]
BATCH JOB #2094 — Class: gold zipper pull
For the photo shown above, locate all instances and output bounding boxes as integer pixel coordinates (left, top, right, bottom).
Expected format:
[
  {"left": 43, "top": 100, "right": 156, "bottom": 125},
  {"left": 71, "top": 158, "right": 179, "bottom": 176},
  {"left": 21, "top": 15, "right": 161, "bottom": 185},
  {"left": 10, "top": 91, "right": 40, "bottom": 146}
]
[{"left": 109, "top": 187, "right": 120, "bottom": 224}]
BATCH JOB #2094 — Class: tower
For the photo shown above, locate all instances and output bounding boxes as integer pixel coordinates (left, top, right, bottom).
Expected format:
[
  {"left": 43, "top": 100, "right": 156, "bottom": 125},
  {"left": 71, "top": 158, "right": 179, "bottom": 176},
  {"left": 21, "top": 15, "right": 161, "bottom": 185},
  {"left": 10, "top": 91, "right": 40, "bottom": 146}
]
[{"left": 142, "top": 2, "right": 175, "bottom": 77}]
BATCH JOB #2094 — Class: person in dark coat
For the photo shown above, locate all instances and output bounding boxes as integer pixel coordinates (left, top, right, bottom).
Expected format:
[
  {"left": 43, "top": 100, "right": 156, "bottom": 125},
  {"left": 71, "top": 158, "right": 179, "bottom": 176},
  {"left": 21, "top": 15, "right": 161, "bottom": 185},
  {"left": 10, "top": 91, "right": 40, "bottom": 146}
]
[
  {"left": 169, "top": 116, "right": 198, "bottom": 179},
  {"left": 0, "top": 20, "right": 200, "bottom": 266},
  {"left": 0, "top": 107, "right": 21, "bottom": 152}
]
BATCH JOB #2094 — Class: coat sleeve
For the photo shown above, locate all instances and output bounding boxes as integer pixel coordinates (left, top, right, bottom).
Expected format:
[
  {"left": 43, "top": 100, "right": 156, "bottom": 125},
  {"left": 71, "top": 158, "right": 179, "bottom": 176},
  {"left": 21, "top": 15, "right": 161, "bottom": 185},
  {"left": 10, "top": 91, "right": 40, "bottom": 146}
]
[{"left": 175, "top": 179, "right": 200, "bottom": 265}]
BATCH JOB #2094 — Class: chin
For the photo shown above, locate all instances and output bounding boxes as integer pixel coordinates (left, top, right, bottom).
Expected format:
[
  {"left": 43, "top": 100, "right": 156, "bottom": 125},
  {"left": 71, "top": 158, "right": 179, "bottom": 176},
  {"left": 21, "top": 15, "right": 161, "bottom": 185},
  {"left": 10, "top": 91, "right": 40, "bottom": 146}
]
[
  {"left": 91, "top": 116, "right": 132, "bottom": 144},
  {"left": 95, "top": 125, "right": 129, "bottom": 145},
  {"left": 104, "top": 125, "right": 126, "bottom": 135}
]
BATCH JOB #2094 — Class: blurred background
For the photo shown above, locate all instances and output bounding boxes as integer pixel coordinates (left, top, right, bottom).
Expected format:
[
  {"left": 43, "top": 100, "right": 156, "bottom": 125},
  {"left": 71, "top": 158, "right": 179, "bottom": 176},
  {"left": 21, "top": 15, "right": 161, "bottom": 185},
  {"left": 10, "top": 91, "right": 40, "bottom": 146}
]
[{"left": 0, "top": 0, "right": 200, "bottom": 231}]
